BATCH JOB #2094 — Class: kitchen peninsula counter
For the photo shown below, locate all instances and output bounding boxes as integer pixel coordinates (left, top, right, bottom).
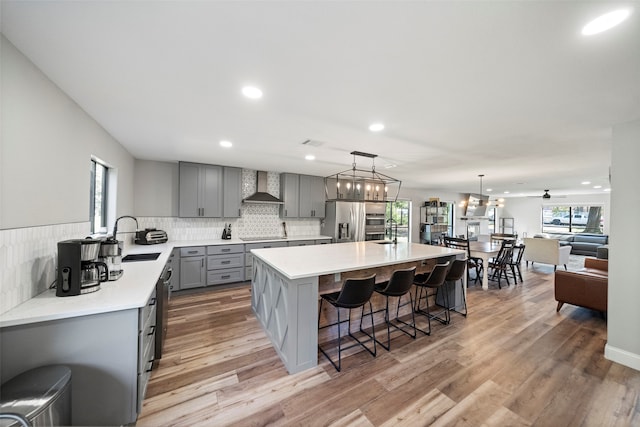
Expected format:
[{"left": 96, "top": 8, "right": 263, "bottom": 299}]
[{"left": 250, "top": 241, "right": 464, "bottom": 374}]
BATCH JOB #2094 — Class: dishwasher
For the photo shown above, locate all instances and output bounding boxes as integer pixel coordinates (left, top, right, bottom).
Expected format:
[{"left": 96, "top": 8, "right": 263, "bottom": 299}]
[{"left": 155, "top": 263, "right": 172, "bottom": 361}]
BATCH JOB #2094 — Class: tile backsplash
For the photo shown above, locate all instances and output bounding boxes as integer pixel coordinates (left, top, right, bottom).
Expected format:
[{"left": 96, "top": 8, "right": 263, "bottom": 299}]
[
  {"left": 0, "top": 222, "right": 90, "bottom": 314},
  {"left": 0, "top": 169, "right": 322, "bottom": 314}
]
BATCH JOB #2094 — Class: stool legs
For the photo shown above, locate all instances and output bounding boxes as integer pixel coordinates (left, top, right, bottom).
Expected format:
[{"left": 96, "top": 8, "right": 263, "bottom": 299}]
[{"left": 363, "top": 293, "right": 416, "bottom": 351}]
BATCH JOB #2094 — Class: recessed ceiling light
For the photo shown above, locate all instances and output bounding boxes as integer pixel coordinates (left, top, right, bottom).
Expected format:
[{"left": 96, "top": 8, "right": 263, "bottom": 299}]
[
  {"left": 581, "top": 181, "right": 591, "bottom": 185},
  {"left": 503, "top": 191, "right": 510, "bottom": 194},
  {"left": 593, "top": 185, "right": 602, "bottom": 189},
  {"left": 242, "top": 86, "right": 263, "bottom": 99},
  {"left": 384, "top": 164, "right": 397, "bottom": 169},
  {"left": 219, "top": 140, "right": 233, "bottom": 148},
  {"left": 582, "top": 9, "right": 631, "bottom": 36},
  {"left": 604, "top": 188, "right": 611, "bottom": 192},
  {"left": 305, "top": 154, "right": 315, "bottom": 161},
  {"left": 486, "top": 189, "right": 493, "bottom": 192},
  {"left": 369, "top": 123, "right": 385, "bottom": 132}
]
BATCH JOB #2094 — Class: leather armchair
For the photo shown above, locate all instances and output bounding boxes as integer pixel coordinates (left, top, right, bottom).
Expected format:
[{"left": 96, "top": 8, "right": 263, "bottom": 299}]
[{"left": 554, "top": 257, "right": 608, "bottom": 314}]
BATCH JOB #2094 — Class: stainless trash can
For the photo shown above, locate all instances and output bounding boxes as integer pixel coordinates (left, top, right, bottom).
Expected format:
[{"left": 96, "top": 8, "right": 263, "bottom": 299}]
[{"left": 0, "top": 365, "right": 71, "bottom": 427}]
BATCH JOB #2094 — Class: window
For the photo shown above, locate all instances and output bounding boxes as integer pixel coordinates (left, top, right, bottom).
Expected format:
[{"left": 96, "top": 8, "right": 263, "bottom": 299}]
[
  {"left": 542, "top": 205, "right": 604, "bottom": 234},
  {"left": 90, "top": 158, "right": 109, "bottom": 234},
  {"left": 386, "top": 200, "right": 411, "bottom": 242}
]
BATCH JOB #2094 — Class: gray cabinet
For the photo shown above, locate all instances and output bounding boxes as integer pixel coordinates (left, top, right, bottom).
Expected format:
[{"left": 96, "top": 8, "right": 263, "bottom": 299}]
[
  {"left": 280, "top": 173, "right": 325, "bottom": 218},
  {"left": 166, "top": 248, "right": 180, "bottom": 292},
  {"left": 223, "top": 166, "right": 242, "bottom": 218},
  {"left": 179, "top": 247, "right": 206, "bottom": 289},
  {"left": 207, "top": 244, "right": 244, "bottom": 285},
  {"left": 280, "top": 173, "right": 299, "bottom": 218},
  {"left": 299, "top": 174, "right": 325, "bottom": 218},
  {"left": 137, "top": 289, "right": 157, "bottom": 413},
  {"left": 245, "top": 241, "right": 288, "bottom": 281},
  {"left": 179, "top": 162, "right": 223, "bottom": 217}
]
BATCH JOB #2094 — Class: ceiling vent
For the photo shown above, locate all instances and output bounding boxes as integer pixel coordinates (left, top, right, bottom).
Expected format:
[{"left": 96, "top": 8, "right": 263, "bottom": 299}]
[{"left": 301, "top": 139, "right": 324, "bottom": 147}]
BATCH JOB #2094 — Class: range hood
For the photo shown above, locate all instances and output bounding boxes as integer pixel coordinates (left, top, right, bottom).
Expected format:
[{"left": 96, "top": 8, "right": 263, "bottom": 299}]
[{"left": 243, "top": 171, "right": 284, "bottom": 204}]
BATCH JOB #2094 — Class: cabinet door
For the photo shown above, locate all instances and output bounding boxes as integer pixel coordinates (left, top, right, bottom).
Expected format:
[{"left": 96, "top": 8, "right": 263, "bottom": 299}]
[
  {"left": 179, "top": 162, "right": 200, "bottom": 217},
  {"left": 167, "top": 248, "right": 181, "bottom": 292},
  {"left": 201, "top": 165, "right": 223, "bottom": 217},
  {"left": 223, "top": 167, "right": 242, "bottom": 218},
  {"left": 280, "top": 173, "right": 299, "bottom": 218},
  {"left": 180, "top": 256, "right": 206, "bottom": 289},
  {"left": 298, "top": 175, "right": 314, "bottom": 217},
  {"left": 310, "top": 175, "right": 326, "bottom": 218}
]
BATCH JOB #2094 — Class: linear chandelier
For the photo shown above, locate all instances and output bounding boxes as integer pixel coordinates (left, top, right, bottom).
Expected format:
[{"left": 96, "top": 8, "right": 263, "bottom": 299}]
[{"left": 325, "top": 151, "right": 401, "bottom": 202}]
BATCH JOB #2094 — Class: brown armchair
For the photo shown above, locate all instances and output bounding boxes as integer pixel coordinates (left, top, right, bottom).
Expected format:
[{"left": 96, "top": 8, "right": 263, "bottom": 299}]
[{"left": 554, "top": 257, "right": 608, "bottom": 314}]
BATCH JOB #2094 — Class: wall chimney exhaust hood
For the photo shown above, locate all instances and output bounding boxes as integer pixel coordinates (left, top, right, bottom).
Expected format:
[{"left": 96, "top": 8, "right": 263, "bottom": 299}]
[{"left": 242, "top": 171, "right": 284, "bottom": 204}]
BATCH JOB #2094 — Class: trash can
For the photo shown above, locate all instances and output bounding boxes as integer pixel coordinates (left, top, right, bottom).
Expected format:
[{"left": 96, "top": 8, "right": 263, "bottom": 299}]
[{"left": 0, "top": 365, "right": 71, "bottom": 427}]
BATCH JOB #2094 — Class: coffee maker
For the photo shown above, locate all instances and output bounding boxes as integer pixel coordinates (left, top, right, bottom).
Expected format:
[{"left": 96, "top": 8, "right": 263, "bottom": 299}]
[
  {"left": 56, "top": 239, "right": 107, "bottom": 297},
  {"left": 98, "top": 238, "right": 124, "bottom": 281}
]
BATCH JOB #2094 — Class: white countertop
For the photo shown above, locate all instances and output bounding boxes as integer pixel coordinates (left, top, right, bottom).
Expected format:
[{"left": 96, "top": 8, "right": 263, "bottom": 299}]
[
  {"left": 0, "top": 235, "right": 332, "bottom": 328},
  {"left": 252, "top": 241, "right": 464, "bottom": 280}
]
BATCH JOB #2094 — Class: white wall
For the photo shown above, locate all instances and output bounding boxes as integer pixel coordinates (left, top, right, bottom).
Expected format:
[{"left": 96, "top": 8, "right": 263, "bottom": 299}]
[
  {"left": 0, "top": 35, "right": 135, "bottom": 313},
  {"left": 606, "top": 119, "right": 640, "bottom": 371},
  {"left": 500, "top": 193, "right": 611, "bottom": 238},
  {"left": 1, "top": 35, "right": 135, "bottom": 230}
]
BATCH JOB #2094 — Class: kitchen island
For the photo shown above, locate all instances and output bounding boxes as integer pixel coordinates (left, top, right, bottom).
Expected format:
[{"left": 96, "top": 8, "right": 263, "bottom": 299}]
[{"left": 251, "top": 241, "right": 465, "bottom": 374}]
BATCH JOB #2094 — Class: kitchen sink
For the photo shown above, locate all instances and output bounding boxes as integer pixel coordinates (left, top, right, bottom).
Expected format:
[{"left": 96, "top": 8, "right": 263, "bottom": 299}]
[{"left": 122, "top": 252, "right": 161, "bottom": 262}]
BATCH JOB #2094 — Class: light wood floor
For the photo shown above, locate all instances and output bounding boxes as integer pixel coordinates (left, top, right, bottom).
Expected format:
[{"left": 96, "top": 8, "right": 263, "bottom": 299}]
[{"left": 137, "top": 261, "right": 640, "bottom": 426}]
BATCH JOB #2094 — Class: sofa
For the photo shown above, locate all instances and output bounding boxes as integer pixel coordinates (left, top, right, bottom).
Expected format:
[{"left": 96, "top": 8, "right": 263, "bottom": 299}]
[
  {"left": 523, "top": 237, "right": 572, "bottom": 271},
  {"left": 554, "top": 257, "right": 608, "bottom": 314},
  {"left": 534, "top": 233, "right": 608, "bottom": 257}
]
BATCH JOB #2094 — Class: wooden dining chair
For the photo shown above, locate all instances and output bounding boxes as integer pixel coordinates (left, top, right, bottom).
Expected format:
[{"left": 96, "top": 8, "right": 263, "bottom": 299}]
[
  {"left": 443, "top": 236, "right": 482, "bottom": 285},
  {"left": 488, "top": 240, "right": 516, "bottom": 288}
]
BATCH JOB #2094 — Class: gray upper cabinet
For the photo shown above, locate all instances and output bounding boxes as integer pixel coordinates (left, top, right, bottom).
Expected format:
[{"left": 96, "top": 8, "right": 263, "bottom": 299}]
[
  {"left": 223, "top": 167, "right": 242, "bottom": 218},
  {"left": 280, "top": 173, "right": 299, "bottom": 218},
  {"left": 299, "top": 174, "right": 325, "bottom": 218},
  {"left": 179, "top": 162, "right": 223, "bottom": 217}
]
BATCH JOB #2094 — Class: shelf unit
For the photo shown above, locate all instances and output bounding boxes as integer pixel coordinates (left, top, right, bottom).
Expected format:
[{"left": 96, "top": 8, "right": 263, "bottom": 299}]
[
  {"left": 499, "top": 217, "right": 515, "bottom": 234},
  {"left": 419, "top": 199, "right": 452, "bottom": 244}
]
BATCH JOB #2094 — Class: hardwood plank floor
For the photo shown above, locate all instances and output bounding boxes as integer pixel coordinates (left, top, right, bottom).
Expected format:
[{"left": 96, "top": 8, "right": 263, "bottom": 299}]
[{"left": 137, "top": 259, "right": 640, "bottom": 426}]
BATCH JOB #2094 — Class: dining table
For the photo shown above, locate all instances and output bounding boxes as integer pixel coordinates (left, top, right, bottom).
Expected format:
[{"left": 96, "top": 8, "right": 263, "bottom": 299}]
[{"left": 469, "top": 241, "right": 502, "bottom": 290}]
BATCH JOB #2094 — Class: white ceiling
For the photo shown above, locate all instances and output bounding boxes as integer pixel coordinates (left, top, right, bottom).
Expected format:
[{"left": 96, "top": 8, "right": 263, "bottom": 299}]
[{"left": 2, "top": 1, "right": 639, "bottom": 197}]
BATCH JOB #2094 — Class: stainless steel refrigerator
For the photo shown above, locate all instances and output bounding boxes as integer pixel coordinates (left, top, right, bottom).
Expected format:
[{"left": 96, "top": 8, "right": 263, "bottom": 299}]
[{"left": 323, "top": 201, "right": 388, "bottom": 242}]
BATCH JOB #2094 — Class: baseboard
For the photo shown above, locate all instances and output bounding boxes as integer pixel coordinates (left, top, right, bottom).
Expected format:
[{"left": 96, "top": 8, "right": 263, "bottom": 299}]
[{"left": 605, "top": 343, "right": 640, "bottom": 371}]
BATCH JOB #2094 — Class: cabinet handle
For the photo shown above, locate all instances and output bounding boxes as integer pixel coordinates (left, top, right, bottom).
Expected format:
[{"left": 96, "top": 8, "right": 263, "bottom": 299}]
[
  {"left": 201, "top": 259, "right": 204, "bottom": 268},
  {"left": 221, "top": 275, "right": 230, "bottom": 279},
  {"left": 149, "top": 297, "right": 156, "bottom": 306},
  {"left": 238, "top": 209, "right": 241, "bottom": 216},
  {"left": 221, "top": 260, "right": 231, "bottom": 264},
  {"left": 148, "top": 325, "right": 156, "bottom": 336},
  {"left": 285, "top": 209, "right": 287, "bottom": 217},
  {"left": 222, "top": 248, "right": 231, "bottom": 252},
  {"left": 264, "top": 245, "right": 271, "bottom": 248},
  {"left": 188, "top": 250, "right": 198, "bottom": 254}
]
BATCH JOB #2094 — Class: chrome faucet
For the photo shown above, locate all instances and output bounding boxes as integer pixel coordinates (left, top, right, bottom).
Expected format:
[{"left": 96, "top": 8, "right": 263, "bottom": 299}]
[{"left": 387, "top": 218, "right": 398, "bottom": 245}]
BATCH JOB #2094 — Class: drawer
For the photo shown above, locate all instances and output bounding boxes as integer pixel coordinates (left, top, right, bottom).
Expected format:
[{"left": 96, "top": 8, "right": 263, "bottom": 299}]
[
  {"left": 245, "top": 241, "right": 288, "bottom": 251},
  {"left": 180, "top": 246, "right": 205, "bottom": 257},
  {"left": 207, "top": 268, "right": 243, "bottom": 285},
  {"left": 136, "top": 338, "right": 154, "bottom": 412},
  {"left": 207, "top": 244, "right": 243, "bottom": 255},
  {"left": 138, "top": 322, "right": 156, "bottom": 372},
  {"left": 207, "top": 254, "right": 243, "bottom": 270},
  {"left": 289, "top": 240, "right": 315, "bottom": 246},
  {"left": 139, "top": 289, "right": 157, "bottom": 332}
]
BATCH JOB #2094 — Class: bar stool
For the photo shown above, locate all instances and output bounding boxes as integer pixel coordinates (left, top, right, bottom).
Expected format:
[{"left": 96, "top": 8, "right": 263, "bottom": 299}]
[
  {"left": 365, "top": 267, "right": 416, "bottom": 351},
  {"left": 412, "top": 262, "right": 451, "bottom": 335},
  {"left": 318, "top": 274, "right": 377, "bottom": 372},
  {"left": 444, "top": 259, "right": 468, "bottom": 318}
]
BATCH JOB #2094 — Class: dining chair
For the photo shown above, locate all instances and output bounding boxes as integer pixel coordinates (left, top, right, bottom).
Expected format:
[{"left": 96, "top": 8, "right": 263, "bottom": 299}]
[
  {"left": 443, "top": 236, "right": 482, "bottom": 284},
  {"left": 488, "top": 240, "right": 516, "bottom": 288}
]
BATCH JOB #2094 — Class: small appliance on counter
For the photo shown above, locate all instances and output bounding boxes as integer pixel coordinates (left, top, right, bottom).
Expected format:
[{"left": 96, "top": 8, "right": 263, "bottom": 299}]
[
  {"left": 135, "top": 228, "right": 168, "bottom": 245},
  {"left": 221, "top": 223, "right": 232, "bottom": 240},
  {"left": 56, "top": 239, "right": 107, "bottom": 297},
  {"left": 98, "top": 238, "right": 123, "bottom": 281}
]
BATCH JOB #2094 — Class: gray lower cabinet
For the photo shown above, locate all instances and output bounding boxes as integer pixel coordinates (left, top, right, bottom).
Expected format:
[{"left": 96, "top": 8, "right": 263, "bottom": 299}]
[
  {"left": 167, "top": 248, "right": 181, "bottom": 292},
  {"left": 245, "top": 241, "right": 288, "bottom": 280},
  {"left": 207, "top": 244, "right": 244, "bottom": 285},
  {"left": 0, "top": 290, "right": 157, "bottom": 426},
  {"left": 180, "top": 247, "right": 206, "bottom": 289}
]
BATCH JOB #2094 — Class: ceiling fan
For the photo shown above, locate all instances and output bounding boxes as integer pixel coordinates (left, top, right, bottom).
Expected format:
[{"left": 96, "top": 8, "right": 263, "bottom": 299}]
[{"left": 527, "top": 189, "right": 566, "bottom": 199}]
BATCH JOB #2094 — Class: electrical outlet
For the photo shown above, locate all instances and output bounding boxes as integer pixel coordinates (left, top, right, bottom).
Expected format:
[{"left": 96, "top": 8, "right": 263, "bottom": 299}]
[{"left": 334, "top": 272, "right": 341, "bottom": 282}]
